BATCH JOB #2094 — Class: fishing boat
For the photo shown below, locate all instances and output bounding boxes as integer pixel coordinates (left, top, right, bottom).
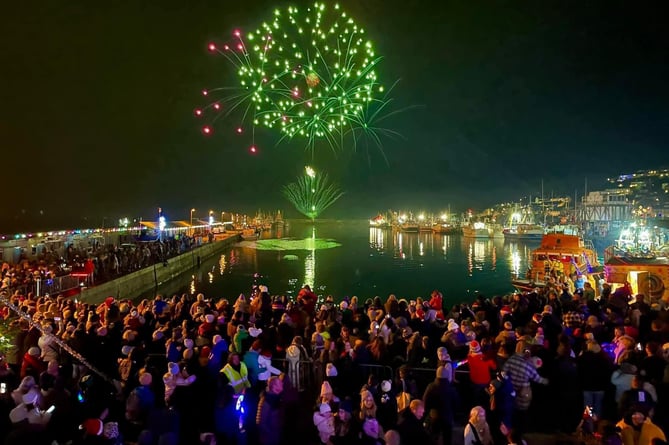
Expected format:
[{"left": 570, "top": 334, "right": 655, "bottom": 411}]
[
  {"left": 432, "top": 222, "right": 460, "bottom": 234},
  {"left": 503, "top": 223, "right": 545, "bottom": 241},
  {"left": 369, "top": 214, "right": 392, "bottom": 229},
  {"left": 399, "top": 221, "right": 420, "bottom": 233},
  {"left": 462, "top": 222, "right": 491, "bottom": 238},
  {"left": 511, "top": 231, "right": 601, "bottom": 292},
  {"left": 503, "top": 205, "right": 545, "bottom": 241},
  {"left": 603, "top": 221, "right": 669, "bottom": 302}
]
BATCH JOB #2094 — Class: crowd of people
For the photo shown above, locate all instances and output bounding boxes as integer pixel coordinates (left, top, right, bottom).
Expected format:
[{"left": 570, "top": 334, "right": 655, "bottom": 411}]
[
  {"left": 1, "top": 234, "right": 200, "bottom": 299},
  {"left": 0, "top": 274, "right": 667, "bottom": 445}
]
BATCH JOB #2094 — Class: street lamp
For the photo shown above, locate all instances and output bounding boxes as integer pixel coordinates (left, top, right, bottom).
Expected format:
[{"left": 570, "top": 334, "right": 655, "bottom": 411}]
[{"left": 190, "top": 208, "right": 196, "bottom": 236}]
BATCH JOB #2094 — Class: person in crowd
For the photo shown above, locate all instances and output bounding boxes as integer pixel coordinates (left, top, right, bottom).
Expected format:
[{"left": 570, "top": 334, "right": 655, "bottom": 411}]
[
  {"left": 314, "top": 402, "right": 335, "bottom": 445},
  {"left": 333, "top": 399, "right": 357, "bottom": 445},
  {"left": 502, "top": 340, "right": 549, "bottom": 434},
  {"left": 256, "top": 375, "right": 284, "bottom": 445},
  {"left": 423, "top": 365, "right": 457, "bottom": 445},
  {"left": 397, "top": 399, "right": 432, "bottom": 445},
  {"left": 577, "top": 340, "right": 614, "bottom": 420},
  {"left": 616, "top": 409, "right": 666, "bottom": 445},
  {"left": 464, "top": 405, "right": 493, "bottom": 445},
  {"left": 220, "top": 352, "right": 250, "bottom": 396},
  {"left": 1, "top": 270, "right": 669, "bottom": 445}
]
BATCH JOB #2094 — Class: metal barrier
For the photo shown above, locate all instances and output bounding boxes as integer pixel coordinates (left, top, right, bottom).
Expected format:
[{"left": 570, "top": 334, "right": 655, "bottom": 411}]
[
  {"left": 357, "top": 363, "right": 394, "bottom": 383},
  {"left": 274, "top": 358, "right": 315, "bottom": 393},
  {"left": 407, "top": 366, "right": 471, "bottom": 395},
  {"left": 5, "top": 274, "right": 90, "bottom": 298},
  {"left": 38, "top": 274, "right": 87, "bottom": 296}
]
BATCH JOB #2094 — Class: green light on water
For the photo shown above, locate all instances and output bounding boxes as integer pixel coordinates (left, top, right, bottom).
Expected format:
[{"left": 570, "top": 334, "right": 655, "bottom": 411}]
[{"left": 253, "top": 238, "right": 342, "bottom": 251}]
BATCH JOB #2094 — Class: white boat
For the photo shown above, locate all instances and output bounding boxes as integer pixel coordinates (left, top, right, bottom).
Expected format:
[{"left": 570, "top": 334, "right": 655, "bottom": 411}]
[
  {"left": 503, "top": 223, "right": 545, "bottom": 241},
  {"left": 462, "top": 222, "right": 490, "bottom": 238}
]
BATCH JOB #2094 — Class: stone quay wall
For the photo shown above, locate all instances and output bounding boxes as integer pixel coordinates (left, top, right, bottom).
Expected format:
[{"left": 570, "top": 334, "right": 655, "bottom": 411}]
[{"left": 78, "top": 235, "right": 240, "bottom": 305}]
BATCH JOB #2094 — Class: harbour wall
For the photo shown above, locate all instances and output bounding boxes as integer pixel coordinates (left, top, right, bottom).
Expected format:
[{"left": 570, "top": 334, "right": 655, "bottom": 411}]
[{"left": 78, "top": 235, "right": 240, "bottom": 305}]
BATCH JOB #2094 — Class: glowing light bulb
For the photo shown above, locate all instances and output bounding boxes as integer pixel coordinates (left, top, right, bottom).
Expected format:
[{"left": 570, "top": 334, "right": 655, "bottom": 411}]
[
  {"left": 236, "top": 127, "right": 243, "bottom": 134},
  {"left": 194, "top": 109, "right": 203, "bottom": 116},
  {"left": 213, "top": 103, "right": 221, "bottom": 110},
  {"left": 237, "top": 44, "right": 243, "bottom": 50},
  {"left": 234, "top": 29, "right": 241, "bottom": 37},
  {"left": 249, "top": 145, "right": 257, "bottom": 153},
  {"left": 208, "top": 43, "right": 216, "bottom": 51},
  {"left": 202, "top": 89, "right": 208, "bottom": 96},
  {"left": 202, "top": 126, "right": 212, "bottom": 135},
  {"left": 224, "top": 45, "right": 230, "bottom": 50}
]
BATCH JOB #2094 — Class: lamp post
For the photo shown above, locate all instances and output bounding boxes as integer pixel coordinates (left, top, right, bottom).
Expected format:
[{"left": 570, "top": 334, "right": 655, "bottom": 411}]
[{"left": 190, "top": 208, "right": 196, "bottom": 236}]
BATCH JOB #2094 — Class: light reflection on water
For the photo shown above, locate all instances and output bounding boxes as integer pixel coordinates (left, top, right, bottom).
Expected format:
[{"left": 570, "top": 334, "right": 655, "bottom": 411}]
[{"left": 154, "top": 220, "right": 539, "bottom": 305}]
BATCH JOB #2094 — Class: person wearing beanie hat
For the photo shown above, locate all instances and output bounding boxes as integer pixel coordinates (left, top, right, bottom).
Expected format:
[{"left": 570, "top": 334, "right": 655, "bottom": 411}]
[
  {"left": 319, "top": 381, "right": 339, "bottom": 405},
  {"left": 163, "top": 361, "right": 196, "bottom": 403},
  {"left": 467, "top": 340, "right": 497, "bottom": 405},
  {"left": 313, "top": 402, "right": 335, "bottom": 444},
  {"left": 495, "top": 322, "right": 517, "bottom": 345},
  {"left": 20, "top": 346, "right": 46, "bottom": 380}
]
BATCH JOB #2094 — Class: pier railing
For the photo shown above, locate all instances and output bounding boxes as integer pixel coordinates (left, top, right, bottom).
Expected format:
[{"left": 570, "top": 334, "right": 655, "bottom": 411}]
[{"left": 3, "top": 274, "right": 89, "bottom": 298}]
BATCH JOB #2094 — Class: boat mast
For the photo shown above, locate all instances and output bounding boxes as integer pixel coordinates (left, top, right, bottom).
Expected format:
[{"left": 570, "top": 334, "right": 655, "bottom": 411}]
[
  {"left": 584, "top": 177, "right": 588, "bottom": 236},
  {"left": 541, "top": 179, "right": 546, "bottom": 225}
]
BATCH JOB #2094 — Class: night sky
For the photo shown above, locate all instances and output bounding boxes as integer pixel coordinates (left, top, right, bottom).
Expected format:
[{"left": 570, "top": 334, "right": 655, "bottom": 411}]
[{"left": 2, "top": 0, "right": 668, "bottom": 232}]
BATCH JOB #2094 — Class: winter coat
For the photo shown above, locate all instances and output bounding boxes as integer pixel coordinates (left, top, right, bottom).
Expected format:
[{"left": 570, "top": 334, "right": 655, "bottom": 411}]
[
  {"left": 256, "top": 392, "right": 284, "bottom": 445},
  {"left": 423, "top": 378, "right": 457, "bottom": 429},
  {"left": 397, "top": 407, "right": 432, "bottom": 445}
]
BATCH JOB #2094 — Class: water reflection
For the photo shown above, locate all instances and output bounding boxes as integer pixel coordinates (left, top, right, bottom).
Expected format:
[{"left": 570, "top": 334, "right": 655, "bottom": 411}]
[
  {"left": 505, "top": 242, "right": 534, "bottom": 278},
  {"left": 163, "top": 222, "right": 540, "bottom": 305},
  {"left": 304, "top": 226, "right": 316, "bottom": 289},
  {"left": 369, "top": 227, "right": 387, "bottom": 251}
]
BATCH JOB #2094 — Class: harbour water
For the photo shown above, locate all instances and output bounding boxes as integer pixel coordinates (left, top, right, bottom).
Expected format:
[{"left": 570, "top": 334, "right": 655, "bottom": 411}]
[{"left": 145, "top": 220, "right": 553, "bottom": 306}]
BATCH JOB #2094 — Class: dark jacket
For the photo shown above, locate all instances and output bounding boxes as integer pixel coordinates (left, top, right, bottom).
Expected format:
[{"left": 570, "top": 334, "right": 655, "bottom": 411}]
[
  {"left": 422, "top": 378, "right": 457, "bottom": 428},
  {"left": 576, "top": 351, "right": 613, "bottom": 391},
  {"left": 256, "top": 392, "right": 284, "bottom": 445},
  {"left": 397, "top": 407, "right": 433, "bottom": 445}
]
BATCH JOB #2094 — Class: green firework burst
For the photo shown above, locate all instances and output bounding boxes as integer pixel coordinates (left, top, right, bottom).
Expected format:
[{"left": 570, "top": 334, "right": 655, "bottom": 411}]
[
  {"left": 199, "top": 2, "right": 396, "bottom": 155},
  {"left": 283, "top": 166, "right": 344, "bottom": 221}
]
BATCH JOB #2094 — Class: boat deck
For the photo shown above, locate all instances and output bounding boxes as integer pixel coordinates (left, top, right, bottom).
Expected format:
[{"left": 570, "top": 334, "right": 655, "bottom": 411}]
[{"left": 606, "top": 255, "right": 669, "bottom": 265}]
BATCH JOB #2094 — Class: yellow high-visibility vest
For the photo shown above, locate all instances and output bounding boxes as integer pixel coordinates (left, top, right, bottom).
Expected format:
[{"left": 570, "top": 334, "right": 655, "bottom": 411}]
[{"left": 221, "top": 363, "right": 250, "bottom": 394}]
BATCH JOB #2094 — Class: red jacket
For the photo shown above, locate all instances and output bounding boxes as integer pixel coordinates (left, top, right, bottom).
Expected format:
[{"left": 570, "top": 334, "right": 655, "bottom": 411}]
[
  {"left": 467, "top": 353, "right": 497, "bottom": 385},
  {"left": 20, "top": 352, "right": 46, "bottom": 379}
]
